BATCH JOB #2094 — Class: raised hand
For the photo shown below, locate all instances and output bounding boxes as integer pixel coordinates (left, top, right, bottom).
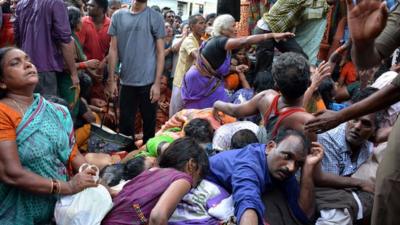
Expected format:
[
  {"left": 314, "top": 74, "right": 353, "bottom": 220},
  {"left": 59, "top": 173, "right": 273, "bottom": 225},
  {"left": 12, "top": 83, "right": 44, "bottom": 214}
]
[
  {"left": 305, "top": 142, "right": 324, "bottom": 166},
  {"left": 346, "top": 0, "right": 388, "bottom": 45},
  {"left": 311, "top": 61, "right": 331, "bottom": 90}
]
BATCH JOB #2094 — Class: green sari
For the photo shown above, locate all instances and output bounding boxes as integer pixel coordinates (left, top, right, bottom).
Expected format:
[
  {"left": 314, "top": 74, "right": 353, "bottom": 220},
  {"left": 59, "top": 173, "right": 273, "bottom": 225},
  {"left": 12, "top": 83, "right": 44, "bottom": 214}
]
[
  {"left": 0, "top": 94, "right": 75, "bottom": 225},
  {"left": 57, "top": 32, "right": 86, "bottom": 118}
]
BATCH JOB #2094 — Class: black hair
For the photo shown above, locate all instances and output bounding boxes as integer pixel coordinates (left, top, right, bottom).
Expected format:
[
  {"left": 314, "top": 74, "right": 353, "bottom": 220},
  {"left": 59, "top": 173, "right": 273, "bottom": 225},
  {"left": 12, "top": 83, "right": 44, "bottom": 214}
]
[
  {"left": 0, "top": 47, "right": 17, "bottom": 99},
  {"left": 163, "top": 10, "right": 175, "bottom": 19},
  {"left": 99, "top": 163, "right": 125, "bottom": 186},
  {"left": 94, "top": 0, "right": 108, "bottom": 13},
  {"left": 66, "top": 0, "right": 83, "bottom": 9},
  {"left": 43, "top": 95, "right": 69, "bottom": 107},
  {"left": 231, "top": 129, "right": 258, "bottom": 149},
  {"left": 2, "top": 2, "right": 11, "bottom": 13},
  {"left": 68, "top": 6, "right": 82, "bottom": 31},
  {"left": 158, "top": 137, "right": 209, "bottom": 179},
  {"left": 123, "top": 156, "right": 146, "bottom": 180},
  {"left": 205, "top": 13, "right": 217, "bottom": 24},
  {"left": 253, "top": 70, "right": 275, "bottom": 93},
  {"left": 174, "top": 15, "right": 182, "bottom": 23},
  {"left": 272, "top": 129, "right": 311, "bottom": 154},
  {"left": 351, "top": 87, "right": 378, "bottom": 103},
  {"left": 184, "top": 118, "right": 214, "bottom": 143},
  {"left": 272, "top": 52, "right": 310, "bottom": 100},
  {"left": 188, "top": 14, "right": 203, "bottom": 27},
  {"left": 351, "top": 87, "right": 381, "bottom": 129},
  {"left": 318, "top": 78, "right": 335, "bottom": 108},
  {"left": 108, "top": 0, "right": 121, "bottom": 7},
  {"left": 151, "top": 5, "right": 161, "bottom": 13}
]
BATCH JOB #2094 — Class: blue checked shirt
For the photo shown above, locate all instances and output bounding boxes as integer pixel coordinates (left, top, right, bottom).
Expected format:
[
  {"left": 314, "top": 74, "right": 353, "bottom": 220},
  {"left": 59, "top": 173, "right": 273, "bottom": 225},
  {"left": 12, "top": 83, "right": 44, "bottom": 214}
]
[{"left": 318, "top": 123, "right": 372, "bottom": 176}]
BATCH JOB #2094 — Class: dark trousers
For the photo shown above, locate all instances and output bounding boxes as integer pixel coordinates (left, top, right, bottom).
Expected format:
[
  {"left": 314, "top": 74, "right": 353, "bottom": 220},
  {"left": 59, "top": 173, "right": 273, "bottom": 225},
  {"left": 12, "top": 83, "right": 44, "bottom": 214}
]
[
  {"left": 119, "top": 84, "right": 157, "bottom": 144},
  {"left": 254, "top": 27, "right": 308, "bottom": 73}
]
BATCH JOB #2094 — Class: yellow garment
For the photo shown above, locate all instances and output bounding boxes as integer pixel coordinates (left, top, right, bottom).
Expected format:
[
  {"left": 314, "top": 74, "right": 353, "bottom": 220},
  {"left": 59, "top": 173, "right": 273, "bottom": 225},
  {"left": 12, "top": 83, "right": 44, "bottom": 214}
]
[
  {"left": 75, "top": 112, "right": 100, "bottom": 151},
  {"left": 173, "top": 33, "right": 200, "bottom": 88}
]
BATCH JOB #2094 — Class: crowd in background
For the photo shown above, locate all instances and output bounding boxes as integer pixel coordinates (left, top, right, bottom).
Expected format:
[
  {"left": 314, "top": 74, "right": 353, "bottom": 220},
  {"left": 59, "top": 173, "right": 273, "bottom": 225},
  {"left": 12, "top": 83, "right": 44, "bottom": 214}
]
[{"left": 0, "top": 0, "right": 400, "bottom": 224}]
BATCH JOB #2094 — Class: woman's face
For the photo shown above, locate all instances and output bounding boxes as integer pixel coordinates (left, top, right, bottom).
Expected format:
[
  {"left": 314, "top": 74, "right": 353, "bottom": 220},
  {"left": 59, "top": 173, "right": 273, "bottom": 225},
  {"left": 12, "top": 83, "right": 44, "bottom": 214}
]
[
  {"left": 165, "top": 22, "right": 173, "bottom": 37},
  {"left": 223, "top": 22, "right": 237, "bottom": 38},
  {"left": 236, "top": 49, "right": 247, "bottom": 62},
  {"left": 0, "top": 49, "right": 38, "bottom": 92}
]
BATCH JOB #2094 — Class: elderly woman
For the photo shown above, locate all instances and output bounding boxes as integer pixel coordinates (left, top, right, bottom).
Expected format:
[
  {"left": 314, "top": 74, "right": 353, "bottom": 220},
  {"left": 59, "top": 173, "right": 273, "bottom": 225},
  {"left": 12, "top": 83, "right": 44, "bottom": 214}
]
[
  {"left": 0, "top": 47, "right": 97, "bottom": 224},
  {"left": 181, "top": 14, "right": 293, "bottom": 109}
]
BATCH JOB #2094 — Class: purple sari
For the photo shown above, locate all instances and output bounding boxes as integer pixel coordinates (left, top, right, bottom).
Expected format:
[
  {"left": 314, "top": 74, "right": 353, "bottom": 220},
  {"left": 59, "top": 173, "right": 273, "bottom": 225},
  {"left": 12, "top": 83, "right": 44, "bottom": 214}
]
[{"left": 181, "top": 41, "right": 231, "bottom": 109}]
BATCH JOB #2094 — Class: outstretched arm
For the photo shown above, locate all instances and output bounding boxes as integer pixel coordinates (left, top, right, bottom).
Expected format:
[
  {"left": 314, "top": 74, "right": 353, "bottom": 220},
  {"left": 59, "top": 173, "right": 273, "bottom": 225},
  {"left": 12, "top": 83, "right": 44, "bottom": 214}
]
[
  {"left": 224, "top": 32, "right": 294, "bottom": 51},
  {"left": 213, "top": 90, "right": 271, "bottom": 118},
  {"left": 305, "top": 83, "right": 400, "bottom": 133}
]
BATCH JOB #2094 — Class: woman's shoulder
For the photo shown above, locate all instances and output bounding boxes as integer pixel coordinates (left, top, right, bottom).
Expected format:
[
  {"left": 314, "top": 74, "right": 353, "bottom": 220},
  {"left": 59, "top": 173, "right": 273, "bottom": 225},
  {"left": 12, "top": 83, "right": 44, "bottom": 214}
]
[{"left": 0, "top": 102, "right": 22, "bottom": 141}]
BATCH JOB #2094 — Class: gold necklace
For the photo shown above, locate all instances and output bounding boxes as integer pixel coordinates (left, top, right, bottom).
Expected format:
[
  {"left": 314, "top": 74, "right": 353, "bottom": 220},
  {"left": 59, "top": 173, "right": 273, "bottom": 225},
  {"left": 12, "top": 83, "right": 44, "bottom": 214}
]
[{"left": 10, "top": 98, "right": 26, "bottom": 116}]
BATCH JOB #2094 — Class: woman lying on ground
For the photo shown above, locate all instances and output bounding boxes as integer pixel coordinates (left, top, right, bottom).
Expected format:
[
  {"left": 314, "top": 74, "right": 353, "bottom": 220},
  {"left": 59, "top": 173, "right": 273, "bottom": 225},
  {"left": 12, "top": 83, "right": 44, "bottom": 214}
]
[{"left": 102, "top": 137, "right": 209, "bottom": 225}]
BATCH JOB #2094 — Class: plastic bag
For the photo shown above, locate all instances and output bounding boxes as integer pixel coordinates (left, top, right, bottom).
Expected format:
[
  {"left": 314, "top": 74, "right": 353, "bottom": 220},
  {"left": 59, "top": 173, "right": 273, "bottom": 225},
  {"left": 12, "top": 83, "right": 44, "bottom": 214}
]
[{"left": 54, "top": 165, "right": 113, "bottom": 225}]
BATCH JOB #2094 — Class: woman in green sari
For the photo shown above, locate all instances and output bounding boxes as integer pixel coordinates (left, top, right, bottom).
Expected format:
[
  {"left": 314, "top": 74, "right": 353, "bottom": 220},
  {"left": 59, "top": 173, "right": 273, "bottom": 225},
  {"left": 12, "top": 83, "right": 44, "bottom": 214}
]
[
  {"left": 58, "top": 6, "right": 100, "bottom": 118},
  {"left": 0, "top": 47, "right": 98, "bottom": 225}
]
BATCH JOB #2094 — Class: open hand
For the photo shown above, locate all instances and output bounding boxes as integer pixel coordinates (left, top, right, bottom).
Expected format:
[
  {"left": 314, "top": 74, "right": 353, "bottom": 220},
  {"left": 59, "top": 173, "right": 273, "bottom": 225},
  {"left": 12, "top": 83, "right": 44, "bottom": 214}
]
[
  {"left": 346, "top": 0, "right": 388, "bottom": 45},
  {"left": 311, "top": 61, "right": 331, "bottom": 89},
  {"left": 272, "top": 32, "right": 295, "bottom": 41},
  {"left": 305, "top": 142, "right": 324, "bottom": 166}
]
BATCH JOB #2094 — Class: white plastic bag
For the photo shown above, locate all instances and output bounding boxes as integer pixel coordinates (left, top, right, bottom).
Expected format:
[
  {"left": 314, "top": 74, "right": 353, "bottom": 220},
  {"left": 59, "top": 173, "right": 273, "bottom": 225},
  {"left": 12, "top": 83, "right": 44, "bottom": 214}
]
[
  {"left": 54, "top": 164, "right": 113, "bottom": 225},
  {"left": 54, "top": 185, "right": 113, "bottom": 225}
]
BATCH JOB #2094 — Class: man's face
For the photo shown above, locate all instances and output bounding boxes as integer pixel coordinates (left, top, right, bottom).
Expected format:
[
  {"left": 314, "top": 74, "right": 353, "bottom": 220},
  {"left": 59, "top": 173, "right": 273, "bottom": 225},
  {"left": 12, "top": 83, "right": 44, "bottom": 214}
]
[
  {"left": 165, "top": 12, "right": 175, "bottom": 24},
  {"left": 266, "top": 135, "right": 306, "bottom": 181},
  {"left": 345, "top": 114, "right": 376, "bottom": 147},
  {"left": 87, "top": 0, "right": 103, "bottom": 17},
  {"left": 107, "top": 4, "right": 121, "bottom": 17},
  {"left": 191, "top": 16, "right": 206, "bottom": 36}
]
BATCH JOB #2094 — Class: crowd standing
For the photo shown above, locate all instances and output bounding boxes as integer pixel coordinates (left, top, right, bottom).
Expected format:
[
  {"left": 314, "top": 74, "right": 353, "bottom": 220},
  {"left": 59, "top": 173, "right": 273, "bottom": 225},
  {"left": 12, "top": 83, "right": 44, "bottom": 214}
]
[{"left": 0, "top": 0, "right": 400, "bottom": 224}]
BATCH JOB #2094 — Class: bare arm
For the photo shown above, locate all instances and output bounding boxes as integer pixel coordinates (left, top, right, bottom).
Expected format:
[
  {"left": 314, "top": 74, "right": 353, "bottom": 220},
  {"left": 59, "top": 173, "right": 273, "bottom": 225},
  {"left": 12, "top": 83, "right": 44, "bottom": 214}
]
[
  {"left": 239, "top": 209, "right": 258, "bottom": 225},
  {"left": 149, "top": 38, "right": 165, "bottom": 103},
  {"left": 149, "top": 179, "right": 191, "bottom": 225},
  {"left": 213, "top": 91, "right": 270, "bottom": 118},
  {"left": 107, "top": 36, "right": 118, "bottom": 84},
  {"left": 239, "top": 72, "right": 251, "bottom": 89},
  {"left": 224, "top": 32, "right": 294, "bottom": 51},
  {"left": 305, "top": 84, "right": 400, "bottom": 133},
  {"left": 298, "top": 143, "right": 324, "bottom": 218},
  {"left": 313, "top": 163, "right": 374, "bottom": 192},
  {"left": 155, "top": 38, "right": 165, "bottom": 85},
  {"left": 105, "top": 36, "right": 118, "bottom": 97},
  {"left": 60, "top": 40, "right": 79, "bottom": 85},
  {"left": 0, "top": 141, "right": 96, "bottom": 195}
]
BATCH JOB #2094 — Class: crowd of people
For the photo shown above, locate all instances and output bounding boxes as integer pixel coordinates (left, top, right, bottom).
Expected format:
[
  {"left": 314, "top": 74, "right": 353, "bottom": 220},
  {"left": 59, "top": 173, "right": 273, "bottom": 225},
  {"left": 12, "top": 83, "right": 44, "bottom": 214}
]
[{"left": 0, "top": 0, "right": 400, "bottom": 224}]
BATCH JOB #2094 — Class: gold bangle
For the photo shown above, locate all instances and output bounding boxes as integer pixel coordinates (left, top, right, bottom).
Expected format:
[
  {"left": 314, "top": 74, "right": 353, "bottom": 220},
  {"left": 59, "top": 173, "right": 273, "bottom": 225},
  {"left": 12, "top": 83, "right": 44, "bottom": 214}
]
[
  {"left": 56, "top": 180, "right": 61, "bottom": 195},
  {"left": 49, "top": 179, "right": 54, "bottom": 194}
]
